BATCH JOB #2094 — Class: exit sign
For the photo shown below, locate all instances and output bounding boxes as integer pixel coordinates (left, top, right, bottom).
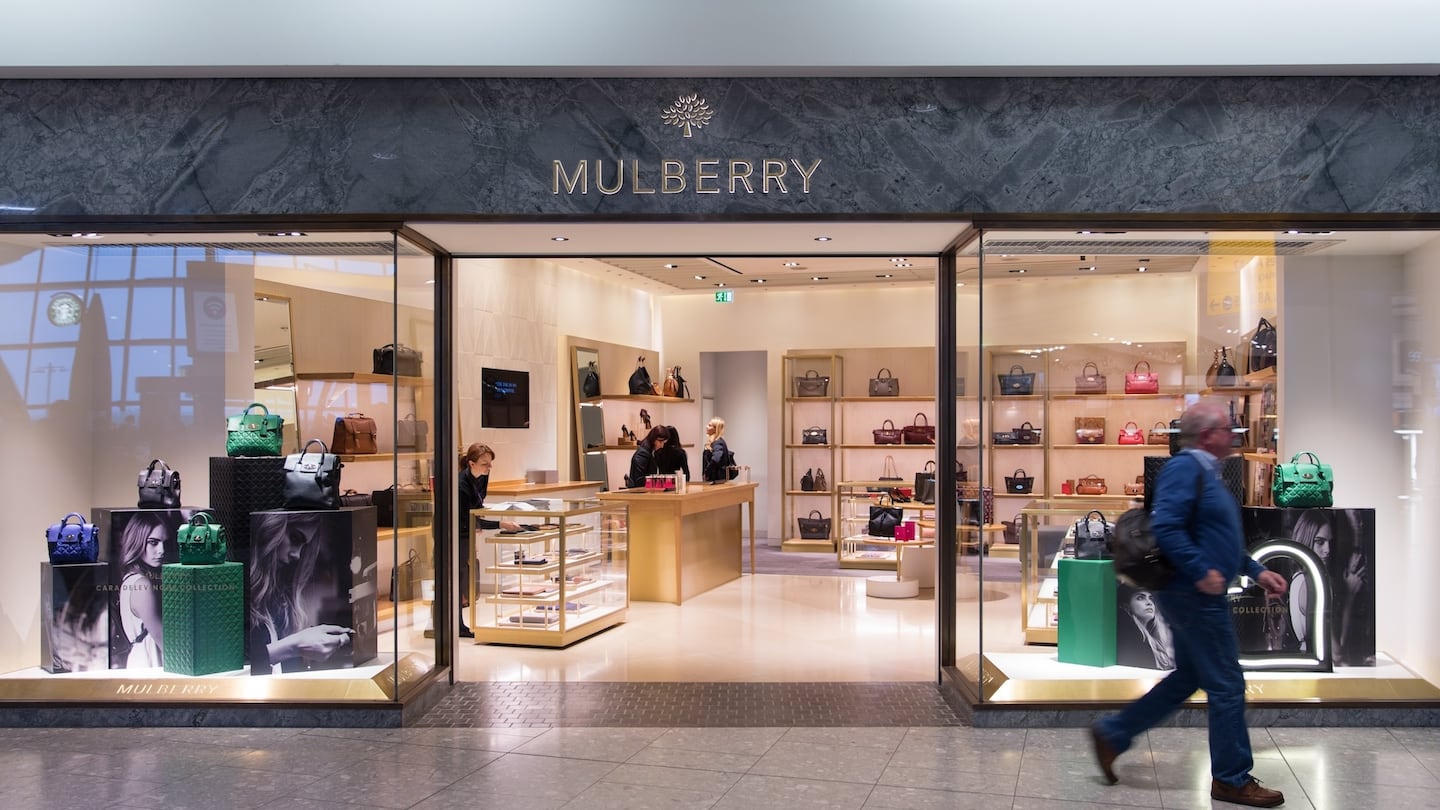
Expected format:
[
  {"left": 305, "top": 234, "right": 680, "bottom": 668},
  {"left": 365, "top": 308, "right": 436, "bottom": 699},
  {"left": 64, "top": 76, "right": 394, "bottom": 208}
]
[{"left": 714, "top": 290, "right": 734, "bottom": 303}]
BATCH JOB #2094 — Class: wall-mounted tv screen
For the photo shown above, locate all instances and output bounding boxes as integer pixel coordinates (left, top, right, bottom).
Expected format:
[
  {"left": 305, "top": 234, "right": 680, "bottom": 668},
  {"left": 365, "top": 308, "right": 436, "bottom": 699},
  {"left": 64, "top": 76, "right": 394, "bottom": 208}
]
[{"left": 481, "top": 367, "right": 530, "bottom": 429}]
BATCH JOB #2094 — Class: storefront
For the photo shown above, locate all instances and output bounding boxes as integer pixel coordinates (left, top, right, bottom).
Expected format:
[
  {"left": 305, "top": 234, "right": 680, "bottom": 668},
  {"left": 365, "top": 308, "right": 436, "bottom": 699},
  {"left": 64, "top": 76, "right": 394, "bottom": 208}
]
[{"left": 2, "top": 74, "right": 1440, "bottom": 724}]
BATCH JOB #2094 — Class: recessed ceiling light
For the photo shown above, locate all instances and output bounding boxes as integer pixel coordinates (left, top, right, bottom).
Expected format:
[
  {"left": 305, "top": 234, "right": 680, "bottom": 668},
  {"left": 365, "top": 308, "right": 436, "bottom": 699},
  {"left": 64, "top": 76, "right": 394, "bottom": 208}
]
[
  {"left": 891, "top": 257, "right": 907, "bottom": 263},
  {"left": 1081, "top": 266, "right": 1096, "bottom": 272},
  {"left": 957, "top": 282, "right": 966, "bottom": 287},
  {"left": 693, "top": 275, "right": 706, "bottom": 280},
  {"left": 1136, "top": 267, "right": 1147, "bottom": 272},
  {"left": 714, "top": 282, "right": 727, "bottom": 287},
  {"left": 259, "top": 231, "right": 306, "bottom": 237},
  {"left": 664, "top": 263, "right": 679, "bottom": 269},
  {"left": 875, "top": 274, "right": 893, "bottom": 279},
  {"left": 814, "top": 236, "right": 832, "bottom": 242},
  {"left": 1009, "top": 268, "right": 1027, "bottom": 274},
  {"left": 1139, "top": 258, "right": 1150, "bottom": 263},
  {"left": 551, "top": 236, "right": 568, "bottom": 242},
  {"left": 425, "top": 279, "right": 435, "bottom": 285},
  {"left": 750, "top": 278, "right": 767, "bottom": 284},
  {"left": 783, "top": 261, "right": 800, "bottom": 268},
  {"left": 811, "top": 276, "right": 828, "bottom": 281}
]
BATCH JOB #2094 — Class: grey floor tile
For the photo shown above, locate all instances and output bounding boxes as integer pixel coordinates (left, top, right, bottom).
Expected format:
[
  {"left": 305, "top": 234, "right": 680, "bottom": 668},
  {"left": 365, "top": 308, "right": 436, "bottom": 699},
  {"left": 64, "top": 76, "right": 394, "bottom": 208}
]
[
  {"left": 409, "top": 785, "right": 565, "bottom": 810},
  {"left": 110, "top": 764, "right": 324, "bottom": 810},
  {"left": 889, "top": 731, "right": 1026, "bottom": 775},
  {"left": 711, "top": 773, "right": 874, "bottom": 810},
  {"left": 258, "top": 799, "right": 390, "bottom": 810},
  {"left": 1015, "top": 754, "right": 1164, "bottom": 807},
  {"left": 750, "top": 740, "right": 893, "bottom": 784},
  {"left": 1011, "top": 798, "right": 1176, "bottom": 810},
  {"left": 402, "top": 726, "right": 542, "bottom": 751},
  {"left": 1388, "top": 727, "right": 1440, "bottom": 746},
  {"left": 0, "top": 749, "right": 121, "bottom": 781},
  {"left": 231, "top": 739, "right": 399, "bottom": 777},
  {"left": 559, "top": 779, "right": 719, "bottom": 809},
  {"left": 779, "top": 727, "right": 909, "bottom": 751},
  {"left": 1145, "top": 725, "right": 1284, "bottom": 759},
  {"left": 1269, "top": 726, "right": 1410, "bottom": 751},
  {"left": 1286, "top": 747, "right": 1440, "bottom": 788},
  {"left": 445, "top": 752, "right": 618, "bottom": 802},
  {"left": 627, "top": 745, "right": 760, "bottom": 773},
  {"left": 370, "top": 742, "right": 503, "bottom": 779},
  {"left": 0, "top": 773, "right": 156, "bottom": 807},
  {"left": 154, "top": 727, "right": 311, "bottom": 748},
  {"left": 866, "top": 784, "right": 1015, "bottom": 809},
  {"left": 299, "top": 728, "right": 412, "bottom": 744},
  {"left": 877, "top": 762, "right": 1018, "bottom": 796},
  {"left": 286, "top": 757, "right": 465, "bottom": 809},
  {"left": 513, "top": 727, "right": 670, "bottom": 762},
  {"left": 1157, "top": 784, "right": 1316, "bottom": 810},
  {"left": 646, "top": 727, "right": 788, "bottom": 756},
  {"left": 1300, "top": 781, "right": 1440, "bottom": 810},
  {"left": 602, "top": 762, "right": 742, "bottom": 794}
]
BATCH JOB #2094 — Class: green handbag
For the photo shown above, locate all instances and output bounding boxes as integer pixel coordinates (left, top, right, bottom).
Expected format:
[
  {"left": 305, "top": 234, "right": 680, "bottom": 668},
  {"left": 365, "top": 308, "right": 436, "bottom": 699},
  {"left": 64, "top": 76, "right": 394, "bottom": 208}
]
[
  {"left": 1272, "top": 451, "right": 1333, "bottom": 508},
  {"left": 226, "top": 402, "right": 284, "bottom": 456},
  {"left": 177, "top": 512, "right": 229, "bottom": 565}
]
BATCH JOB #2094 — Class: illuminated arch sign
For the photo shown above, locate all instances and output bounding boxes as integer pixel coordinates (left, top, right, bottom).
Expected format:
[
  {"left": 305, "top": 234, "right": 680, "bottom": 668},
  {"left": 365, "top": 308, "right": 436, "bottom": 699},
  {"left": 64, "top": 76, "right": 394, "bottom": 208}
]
[{"left": 1227, "top": 540, "right": 1332, "bottom": 672}]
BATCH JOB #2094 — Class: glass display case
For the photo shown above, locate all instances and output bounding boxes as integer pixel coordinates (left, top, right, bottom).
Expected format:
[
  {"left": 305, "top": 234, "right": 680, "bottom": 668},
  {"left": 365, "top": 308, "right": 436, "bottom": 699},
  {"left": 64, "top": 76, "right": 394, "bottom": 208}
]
[
  {"left": 469, "top": 498, "right": 628, "bottom": 647},
  {"left": 1016, "top": 498, "right": 1135, "bottom": 645}
]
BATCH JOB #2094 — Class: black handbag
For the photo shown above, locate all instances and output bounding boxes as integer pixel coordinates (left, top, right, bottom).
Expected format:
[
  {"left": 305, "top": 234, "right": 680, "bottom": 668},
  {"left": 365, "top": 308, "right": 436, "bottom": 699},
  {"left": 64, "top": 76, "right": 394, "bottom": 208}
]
[
  {"left": 390, "top": 548, "right": 418, "bottom": 602},
  {"left": 1248, "top": 317, "right": 1278, "bottom": 373},
  {"left": 1075, "top": 362, "right": 1108, "bottom": 395},
  {"left": 800, "top": 468, "right": 815, "bottom": 492},
  {"left": 282, "top": 439, "right": 344, "bottom": 510},
  {"left": 581, "top": 361, "right": 601, "bottom": 398},
  {"left": 801, "top": 426, "right": 828, "bottom": 445},
  {"left": 915, "top": 461, "right": 937, "bottom": 505},
  {"left": 794, "top": 370, "right": 830, "bottom": 397},
  {"left": 373, "top": 486, "right": 397, "bottom": 527},
  {"left": 1004, "top": 468, "right": 1034, "bottom": 494},
  {"left": 628, "top": 356, "right": 655, "bottom": 395},
  {"left": 1013, "top": 421, "right": 1041, "bottom": 445},
  {"left": 993, "top": 430, "right": 1019, "bottom": 445},
  {"left": 869, "top": 368, "right": 900, "bottom": 397},
  {"left": 867, "top": 494, "right": 903, "bottom": 538},
  {"left": 1073, "top": 510, "right": 1114, "bottom": 560},
  {"left": 137, "top": 458, "right": 182, "bottom": 508},
  {"left": 397, "top": 413, "right": 430, "bottom": 452},
  {"left": 373, "top": 343, "right": 422, "bottom": 376},
  {"left": 797, "top": 510, "right": 831, "bottom": 540},
  {"left": 998, "top": 364, "right": 1035, "bottom": 396},
  {"left": 340, "top": 489, "right": 372, "bottom": 507}
]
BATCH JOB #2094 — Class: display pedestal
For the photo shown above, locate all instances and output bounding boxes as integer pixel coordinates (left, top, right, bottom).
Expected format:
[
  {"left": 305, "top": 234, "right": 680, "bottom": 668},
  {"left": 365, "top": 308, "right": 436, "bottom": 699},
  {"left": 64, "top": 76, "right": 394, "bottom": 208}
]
[
  {"left": 248, "top": 507, "right": 377, "bottom": 674},
  {"left": 209, "top": 456, "right": 285, "bottom": 561},
  {"left": 92, "top": 507, "right": 190, "bottom": 670},
  {"left": 162, "top": 562, "right": 245, "bottom": 676},
  {"left": 1057, "top": 558, "right": 1116, "bottom": 667},
  {"left": 40, "top": 562, "right": 112, "bottom": 673}
]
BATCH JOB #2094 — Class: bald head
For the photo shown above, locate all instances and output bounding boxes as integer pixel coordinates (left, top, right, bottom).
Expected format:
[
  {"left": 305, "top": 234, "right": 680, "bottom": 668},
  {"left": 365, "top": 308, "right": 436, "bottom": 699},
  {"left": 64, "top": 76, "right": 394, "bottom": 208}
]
[{"left": 1179, "top": 400, "right": 1231, "bottom": 454}]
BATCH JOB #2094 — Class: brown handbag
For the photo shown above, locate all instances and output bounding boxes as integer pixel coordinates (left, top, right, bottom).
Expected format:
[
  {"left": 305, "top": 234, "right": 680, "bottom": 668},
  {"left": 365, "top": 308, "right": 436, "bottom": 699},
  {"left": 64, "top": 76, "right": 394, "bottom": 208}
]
[
  {"left": 1147, "top": 420, "right": 1171, "bottom": 445},
  {"left": 331, "top": 412, "right": 378, "bottom": 454},
  {"left": 901, "top": 413, "right": 936, "bottom": 445},
  {"left": 1075, "top": 416, "right": 1106, "bottom": 444},
  {"left": 662, "top": 367, "right": 680, "bottom": 397},
  {"left": 1075, "top": 475, "right": 1108, "bottom": 495},
  {"left": 873, "top": 419, "right": 903, "bottom": 445}
]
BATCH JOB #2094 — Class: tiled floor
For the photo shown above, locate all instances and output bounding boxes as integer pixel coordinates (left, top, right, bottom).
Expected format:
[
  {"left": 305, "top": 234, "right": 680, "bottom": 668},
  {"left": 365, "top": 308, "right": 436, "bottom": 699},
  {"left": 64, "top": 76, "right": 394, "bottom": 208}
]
[{"left": 3, "top": 723, "right": 1437, "bottom": 808}]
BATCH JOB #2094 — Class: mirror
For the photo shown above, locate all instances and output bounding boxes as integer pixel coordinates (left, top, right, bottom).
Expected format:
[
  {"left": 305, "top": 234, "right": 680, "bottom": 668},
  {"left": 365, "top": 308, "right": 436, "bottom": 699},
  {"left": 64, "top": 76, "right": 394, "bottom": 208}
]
[
  {"left": 572, "top": 346, "right": 609, "bottom": 490},
  {"left": 253, "top": 294, "right": 301, "bottom": 454}
]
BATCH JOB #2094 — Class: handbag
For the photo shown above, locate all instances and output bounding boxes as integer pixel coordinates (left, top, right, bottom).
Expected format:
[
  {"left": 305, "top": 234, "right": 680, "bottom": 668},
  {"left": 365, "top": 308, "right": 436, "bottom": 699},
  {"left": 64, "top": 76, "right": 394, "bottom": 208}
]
[
  {"left": 1124, "top": 360, "right": 1160, "bottom": 394},
  {"left": 662, "top": 366, "right": 682, "bottom": 397},
  {"left": 998, "top": 364, "right": 1035, "bottom": 396},
  {"left": 993, "top": 429, "right": 1019, "bottom": 445},
  {"left": 878, "top": 455, "right": 904, "bottom": 484},
  {"left": 391, "top": 548, "right": 419, "bottom": 602},
  {"left": 372, "top": 486, "right": 397, "bottom": 527},
  {"left": 915, "top": 460, "right": 937, "bottom": 505},
  {"left": 873, "top": 419, "right": 903, "bottom": 445},
  {"left": 1214, "top": 347, "right": 1239, "bottom": 387},
  {"left": 1147, "top": 420, "right": 1171, "bottom": 445},
  {"left": 794, "top": 369, "right": 830, "bottom": 397},
  {"left": 867, "top": 494, "right": 903, "bottom": 538},
  {"left": 340, "top": 489, "right": 372, "bottom": 507},
  {"left": 1074, "top": 362, "right": 1108, "bottom": 395},
  {"left": 46, "top": 512, "right": 99, "bottom": 564},
  {"left": 177, "top": 511, "right": 228, "bottom": 566},
  {"left": 396, "top": 413, "right": 430, "bottom": 452},
  {"left": 800, "top": 468, "right": 815, "bottom": 492},
  {"left": 331, "top": 412, "right": 378, "bottom": 455},
  {"left": 814, "top": 468, "right": 828, "bottom": 492},
  {"left": 581, "top": 360, "right": 601, "bottom": 398},
  {"left": 1004, "top": 468, "right": 1034, "bottom": 494},
  {"left": 1074, "top": 416, "right": 1105, "bottom": 445},
  {"left": 869, "top": 368, "right": 900, "bottom": 397},
  {"left": 137, "top": 458, "right": 182, "bottom": 508},
  {"left": 1072, "top": 510, "right": 1113, "bottom": 560},
  {"left": 801, "top": 426, "right": 828, "bottom": 445},
  {"left": 902, "top": 413, "right": 935, "bottom": 445},
  {"left": 1117, "top": 420, "right": 1145, "bottom": 445},
  {"left": 1076, "top": 475, "right": 1108, "bottom": 496},
  {"left": 628, "top": 356, "right": 656, "bottom": 395},
  {"left": 1273, "top": 451, "right": 1334, "bottom": 508},
  {"left": 1247, "top": 317, "right": 1278, "bottom": 374},
  {"left": 282, "top": 439, "right": 344, "bottom": 510},
  {"left": 225, "top": 402, "right": 284, "bottom": 457},
  {"left": 1013, "top": 421, "right": 1041, "bottom": 445},
  {"left": 1124, "top": 476, "right": 1145, "bottom": 497},
  {"left": 373, "top": 343, "right": 422, "bottom": 376}
]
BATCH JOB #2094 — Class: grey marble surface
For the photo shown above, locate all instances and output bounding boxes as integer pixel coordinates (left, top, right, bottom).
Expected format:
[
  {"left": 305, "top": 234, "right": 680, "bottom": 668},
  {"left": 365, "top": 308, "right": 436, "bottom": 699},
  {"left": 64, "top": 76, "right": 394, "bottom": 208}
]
[{"left": 0, "top": 76, "right": 1436, "bottom": 217}]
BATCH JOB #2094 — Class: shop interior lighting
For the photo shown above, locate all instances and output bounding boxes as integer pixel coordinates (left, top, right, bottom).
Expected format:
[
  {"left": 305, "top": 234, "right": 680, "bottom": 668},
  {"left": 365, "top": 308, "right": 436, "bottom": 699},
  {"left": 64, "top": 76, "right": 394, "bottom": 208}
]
[
  {"left": 814, "top": 236, "right": 832, "bottom": 242},
  {"left": 260, "top": 231, "right": 305, "bottom": 237},
  {"left": 750, "top": 278, "right": 766, "bottom": 283},
  {"left": 875, "top": 273, "right": 892, "bottom": 279},
  {"left": 783, "top": 262, "right": 800, "bottom": 267},
  {"left": 664, "top": 263, "right": 678, "bottom": 269},
  {"left": 551, "top": 236, "right": 568, "bottom": 242},
  {"left": 811, "top": 276, "right": 828, "bottom": 281},
  {"left": 693, "top": 275, "right": 706, "bottom": 280}
]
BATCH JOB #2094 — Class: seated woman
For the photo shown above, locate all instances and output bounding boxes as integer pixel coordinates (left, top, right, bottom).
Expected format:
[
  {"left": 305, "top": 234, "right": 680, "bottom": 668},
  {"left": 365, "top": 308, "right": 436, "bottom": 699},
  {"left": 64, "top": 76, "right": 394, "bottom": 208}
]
[
  {"left": 655, "top": 425, "right": 691, "bottom": 481},
  {"left": 627, "top": 426, "right": 669, "bottom": 488}
]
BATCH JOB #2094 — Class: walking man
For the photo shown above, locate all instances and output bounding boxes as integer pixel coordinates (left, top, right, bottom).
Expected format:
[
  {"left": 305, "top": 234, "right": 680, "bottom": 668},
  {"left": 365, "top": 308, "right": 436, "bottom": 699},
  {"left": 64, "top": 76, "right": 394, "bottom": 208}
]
[{"left": 1091, "top": 400, "right": 1288, "bottom": 807}]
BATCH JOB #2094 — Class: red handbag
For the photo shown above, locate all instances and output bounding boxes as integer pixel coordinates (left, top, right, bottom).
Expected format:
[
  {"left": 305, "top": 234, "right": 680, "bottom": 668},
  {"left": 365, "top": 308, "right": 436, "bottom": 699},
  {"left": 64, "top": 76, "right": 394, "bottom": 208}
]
[
  {"left": 1117, "top": 420, "right": 1145, "bottom": 445},
  {"left": 1124, "top": 361, "right": 1160, "bottom": 394},
  {"left": 901, "top": 413, "right": 936, "bottom": 445},
  {"left": 873, "top": 419, "right": 903, "bottom": 445}
]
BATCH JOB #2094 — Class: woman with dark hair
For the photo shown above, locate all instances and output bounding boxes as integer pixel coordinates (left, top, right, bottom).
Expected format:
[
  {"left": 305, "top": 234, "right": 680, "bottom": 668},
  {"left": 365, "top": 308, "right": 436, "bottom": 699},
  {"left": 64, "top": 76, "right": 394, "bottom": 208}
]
[
  {"left": 458, "top": 443, "right": 521, "bottom": 637},
  {"left": 1115, "top": 588, "right": 1175, "bottom": 670},
  {"left": 627, "top": 426, "right": 669, "bottom": 488},
  {"left": 655, "top": 425, "right": 691, "bottom": 481},
  {"left": 117, "top": 512, "right": 172, "bottom": 668},
  {"left": 1291, "top": 509, "right": 1370, "bottom": 665},
  {"left": 249, "top": 511, "right": 353, "bottom": 673}
]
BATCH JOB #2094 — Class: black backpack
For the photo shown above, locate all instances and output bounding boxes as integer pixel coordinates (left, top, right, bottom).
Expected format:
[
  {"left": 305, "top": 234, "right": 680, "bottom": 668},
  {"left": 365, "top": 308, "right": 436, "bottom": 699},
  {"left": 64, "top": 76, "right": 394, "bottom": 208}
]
[{"left": 1110, "top": 459, "right": 1204, "bottom": 589}]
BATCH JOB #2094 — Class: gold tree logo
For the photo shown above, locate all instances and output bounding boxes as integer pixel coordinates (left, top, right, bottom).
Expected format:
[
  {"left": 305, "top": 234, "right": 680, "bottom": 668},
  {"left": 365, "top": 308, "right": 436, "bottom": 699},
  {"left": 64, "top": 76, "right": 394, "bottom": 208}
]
[{"left": 661, "top": 94, "right": 714, "bottom": 138}]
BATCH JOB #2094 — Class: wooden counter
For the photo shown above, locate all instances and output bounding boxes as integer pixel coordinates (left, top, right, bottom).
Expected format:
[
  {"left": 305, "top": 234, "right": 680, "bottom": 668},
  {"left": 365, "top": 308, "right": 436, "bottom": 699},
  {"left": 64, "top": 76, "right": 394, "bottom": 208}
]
[
  {"left": 486, "top": 480, "right": 604, "bottom": 499},
  {"left": 598, "top": 482, "right": 758, "bottom": 604}
]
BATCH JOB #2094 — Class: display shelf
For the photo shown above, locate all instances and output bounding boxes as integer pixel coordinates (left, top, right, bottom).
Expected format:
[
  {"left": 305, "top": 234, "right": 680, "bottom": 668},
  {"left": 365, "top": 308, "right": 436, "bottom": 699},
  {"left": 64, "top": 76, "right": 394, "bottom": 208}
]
[
  {"left": 837, "top": 443, "right": 936, "bottom": 450},
  {"left": 336, "top": 452, "right": 433, "bottom": 462},
  {"left": 781, "top": 353, "right": 841, "bottom": 551},
  {"left": 296, "top": 372, "right": 430, "bottom": 386},
  {"left": 1049, "top": 444, "right": 1160, "bottom": 450},
  {"left": 468, "top": 499, "right": 627, "bottom": 647},
  {"left": 837, "top": 396, "right": 937, "bottom": 403},
  {"left": 596, "top": 394, "right": 695, "bottom": 403},
  {"left": 783, "top": 443, "right": 834, "bottom": 449},
  {"left": 1051, "top": 494, "right": 1140, "bottom": 501},
  {"left": 1050, "top": 393, "right": 1182, "bottom": 401},
  {"left": 784, "top": 489, "right": 833, "bottom": 496}
]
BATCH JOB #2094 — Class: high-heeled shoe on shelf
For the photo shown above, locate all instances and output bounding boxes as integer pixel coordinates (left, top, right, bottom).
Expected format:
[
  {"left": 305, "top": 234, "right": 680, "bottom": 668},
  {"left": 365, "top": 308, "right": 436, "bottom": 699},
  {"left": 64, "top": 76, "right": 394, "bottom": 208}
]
[{"left": 640, "top": 408, "right": 652, "bottom": 430}]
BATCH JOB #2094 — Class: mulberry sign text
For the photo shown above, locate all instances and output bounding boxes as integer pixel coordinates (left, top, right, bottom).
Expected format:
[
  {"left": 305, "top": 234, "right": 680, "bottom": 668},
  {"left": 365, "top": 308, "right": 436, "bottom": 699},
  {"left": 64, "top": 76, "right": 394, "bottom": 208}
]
[{"left": 551, "top": 158, "right": 823, "bottom": 196}]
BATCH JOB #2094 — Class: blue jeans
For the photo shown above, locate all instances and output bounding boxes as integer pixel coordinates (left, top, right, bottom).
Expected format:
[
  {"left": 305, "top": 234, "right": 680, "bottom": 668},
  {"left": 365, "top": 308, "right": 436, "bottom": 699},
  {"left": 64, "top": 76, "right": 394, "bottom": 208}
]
[{"left": 1096, "top": 589, "right": 1254, "bottom": 787}]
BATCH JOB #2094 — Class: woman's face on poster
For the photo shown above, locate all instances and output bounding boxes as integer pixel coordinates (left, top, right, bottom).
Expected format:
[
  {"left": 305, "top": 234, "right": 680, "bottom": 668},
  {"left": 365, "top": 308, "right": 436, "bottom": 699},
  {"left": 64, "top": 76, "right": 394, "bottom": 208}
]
[
  {"left": 278, "top": 523, "right": 311, "bottom": 564},
  {"left": 1309, "top": 522, "right": 1333, "bottom": 562},
  {"left": 1127, "top": 591, "right": 1156, "bottom": 620},
  {"left": 142, "top": 526, "right": 167, "bottom": 568}
]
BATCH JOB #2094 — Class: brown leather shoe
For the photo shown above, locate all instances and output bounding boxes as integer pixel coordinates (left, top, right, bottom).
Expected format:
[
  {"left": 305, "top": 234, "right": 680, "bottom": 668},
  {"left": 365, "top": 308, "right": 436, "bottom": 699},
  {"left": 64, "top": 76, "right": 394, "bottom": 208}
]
[
  {"left": 1211, "top": 778, "right": 1284, "bottom": 807},
  {"left": 1089, "top": 724, "right": 1119, "bottom": 784}
]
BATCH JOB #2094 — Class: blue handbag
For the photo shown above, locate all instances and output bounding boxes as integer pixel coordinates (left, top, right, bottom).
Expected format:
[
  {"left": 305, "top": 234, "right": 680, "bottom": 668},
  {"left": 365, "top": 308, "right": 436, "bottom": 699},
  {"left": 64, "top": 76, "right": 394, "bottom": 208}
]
[{"left": 46, "top": 512, "right": 99, "bottom": 564}]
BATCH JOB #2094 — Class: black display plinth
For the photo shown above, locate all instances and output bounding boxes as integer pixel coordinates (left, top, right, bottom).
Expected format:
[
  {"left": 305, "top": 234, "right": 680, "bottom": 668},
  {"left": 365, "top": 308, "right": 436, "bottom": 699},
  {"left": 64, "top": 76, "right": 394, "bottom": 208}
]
[
  {"left": 1143, "top": 455, "right": 1243, "bottom": 506},
  {"left": 1241, "top": 507, "right": 1376, "bottom": 669},
  {"left": 91, "top": 507, "right": 190, "bottom": 670},
  {"left": 40, "top": 562, "right": 111, "bottom": 673},
  {"left": 248, "top": 507, "right": 377, "bottom": 675},
  {"left": 209, "top": 456, "right": 285, "bottom": 562}
]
